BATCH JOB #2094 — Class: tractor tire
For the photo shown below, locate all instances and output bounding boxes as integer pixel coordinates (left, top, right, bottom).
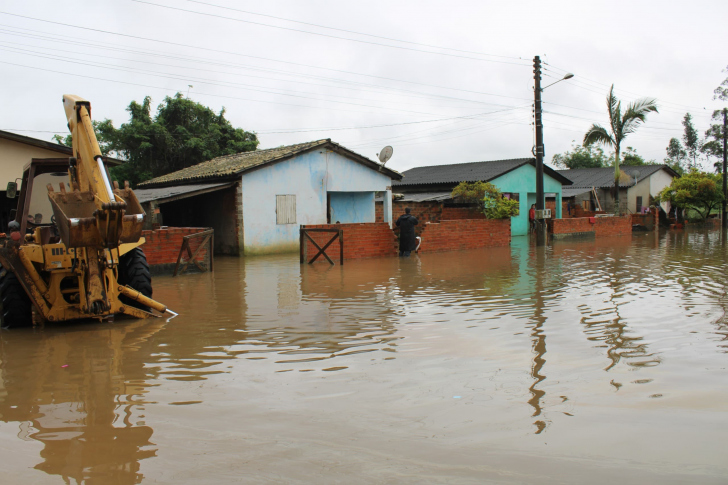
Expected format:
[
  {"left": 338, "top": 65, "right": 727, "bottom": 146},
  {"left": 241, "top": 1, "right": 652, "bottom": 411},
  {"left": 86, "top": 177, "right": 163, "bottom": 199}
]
[
  {"left": 118, "top": 247, "right": 153, "bottom": 312},
  {"left": 0, "top": 262, "right": 33, "bottom": 329}
]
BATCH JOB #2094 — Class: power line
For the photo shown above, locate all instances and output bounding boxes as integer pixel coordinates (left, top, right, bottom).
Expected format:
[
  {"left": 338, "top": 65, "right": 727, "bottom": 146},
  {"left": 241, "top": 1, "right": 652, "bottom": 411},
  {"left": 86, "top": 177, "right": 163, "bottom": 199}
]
[
  {"left": 132, "top": 0, "right": 532, "bottom": 66},
  {"left": 182, "top": 0, "right": 528, "bottom": 61},
  {"left": 0, "top": 14, "right": 534, "bottom": 102},
  {"left": 0, "top": 38, "right": 522, "bottom": 111}
]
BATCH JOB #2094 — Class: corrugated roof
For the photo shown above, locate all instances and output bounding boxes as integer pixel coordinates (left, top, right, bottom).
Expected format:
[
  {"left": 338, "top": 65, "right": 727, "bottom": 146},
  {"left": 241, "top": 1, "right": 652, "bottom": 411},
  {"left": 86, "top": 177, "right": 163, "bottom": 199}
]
[
  {"left": 140, "top": 139, "right": 402, "bottom": 187},
  {"left": 556, "top": 165, "right": 675, "bottom": 189},
  {"left": 134, "top": 182, "right": 232, "bottom": 203},
  {"left": 396, "top": 191, "right": 453, "bottom": 202},
  {"left": 393, "top": 158, "right": 573, "bottom": 186},
  {"left": 562, "top": 187, "right": 593, "bottom": 198}
]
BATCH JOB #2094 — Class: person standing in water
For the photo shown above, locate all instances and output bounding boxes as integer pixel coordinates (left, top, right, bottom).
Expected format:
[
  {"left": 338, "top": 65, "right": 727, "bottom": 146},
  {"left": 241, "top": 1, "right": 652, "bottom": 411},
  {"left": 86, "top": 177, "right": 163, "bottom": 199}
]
[
  {"left": 396, "top": 208, "right": 418, "bottom": 257},
  {"left": 529, "top": 204, "right": 536, "bottom": 232}
]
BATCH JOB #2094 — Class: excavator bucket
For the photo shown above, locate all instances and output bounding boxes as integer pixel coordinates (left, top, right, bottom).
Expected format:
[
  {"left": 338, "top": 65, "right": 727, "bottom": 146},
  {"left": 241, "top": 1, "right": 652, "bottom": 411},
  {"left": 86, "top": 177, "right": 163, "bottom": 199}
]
[{"left": 48, "top": 188, "right": 145, "bottom": 249}]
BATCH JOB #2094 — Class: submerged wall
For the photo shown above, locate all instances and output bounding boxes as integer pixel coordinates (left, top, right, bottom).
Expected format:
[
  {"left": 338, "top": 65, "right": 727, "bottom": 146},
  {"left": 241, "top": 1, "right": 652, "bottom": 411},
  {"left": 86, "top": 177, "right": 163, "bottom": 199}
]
[
  {"left": 418, "top": 219, "right": 511, "bottom": 253},
  {"left": 548, "top": 215, "right": 633, "bottom": 240},
  {"left": 141, "top": 227, "right": 211, "bottom": 274},
  {"left": 301, "top": 223, "right": 397, "bottom": 262}
]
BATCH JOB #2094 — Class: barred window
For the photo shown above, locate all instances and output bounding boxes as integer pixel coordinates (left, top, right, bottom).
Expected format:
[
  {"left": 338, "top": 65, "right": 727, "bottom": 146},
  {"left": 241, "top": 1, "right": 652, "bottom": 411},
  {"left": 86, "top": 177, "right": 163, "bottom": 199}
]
[{"left": 276, "top": 195, "right": 296, "bottom": 224}]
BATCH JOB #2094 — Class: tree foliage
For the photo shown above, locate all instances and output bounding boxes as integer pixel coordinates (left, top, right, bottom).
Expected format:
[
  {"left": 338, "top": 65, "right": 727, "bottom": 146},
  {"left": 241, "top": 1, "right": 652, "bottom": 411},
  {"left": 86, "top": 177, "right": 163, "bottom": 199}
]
[
  {"left": 621, "top": 147, "right": 656, "bottom": 166},
  {"left": 583, "top": 85, "right": 658, "bottom": 214},
  {"left": 657, "top": 170, "right": 724, "bottom": 221},
  {"left": 552, "top": 143, "right": 609, "bottom": 169},
  {"left": 682, "top": 113, "right": 700, "bottom": 168},
  {"left": 664, "top": 137, "right": 687, "bottom": 175},
  {"left": 702, "top": 109, "right": 726, "bottom": 173},
  {"left": 450, "top": 181, "right": 520, "bottom": 219},
  {"left": 55, "top": 94, "right": 258, "bottom": 187}
]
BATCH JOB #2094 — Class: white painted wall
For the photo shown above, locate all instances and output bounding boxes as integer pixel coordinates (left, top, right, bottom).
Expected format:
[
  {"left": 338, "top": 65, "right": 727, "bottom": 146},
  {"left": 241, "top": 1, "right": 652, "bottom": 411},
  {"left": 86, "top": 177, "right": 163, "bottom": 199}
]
[
  {"left": 649, "top": 169, "right": 674, "bottom": 198},
  {"left": 241, "top": 148, "right": 394, "bottom": 254},
  {"left": 627, "top": 177, "right": 651, "bottom": 213}
]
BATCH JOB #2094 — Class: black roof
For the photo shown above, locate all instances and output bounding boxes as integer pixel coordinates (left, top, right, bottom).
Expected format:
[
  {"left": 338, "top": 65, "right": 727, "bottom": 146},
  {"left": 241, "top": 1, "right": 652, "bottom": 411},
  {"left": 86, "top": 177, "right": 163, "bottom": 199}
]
[
  {"left": 393, "top": 158, "right": 573, "bottom": 187},
  {"left": 555, "top": 165, "right": 677, "bottom": 189}
]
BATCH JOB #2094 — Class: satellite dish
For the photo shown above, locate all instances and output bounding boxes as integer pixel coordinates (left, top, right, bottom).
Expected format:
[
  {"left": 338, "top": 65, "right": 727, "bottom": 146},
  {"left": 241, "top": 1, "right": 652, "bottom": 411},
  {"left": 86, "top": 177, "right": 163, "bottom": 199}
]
[{"left": 378, "top": 146, "right": 393, "bottom": 165}]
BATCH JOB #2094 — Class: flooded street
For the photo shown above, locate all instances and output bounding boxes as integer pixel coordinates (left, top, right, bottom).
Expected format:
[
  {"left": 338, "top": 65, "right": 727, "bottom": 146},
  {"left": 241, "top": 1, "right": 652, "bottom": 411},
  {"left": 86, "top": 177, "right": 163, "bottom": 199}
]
[{"left": 1, "top": 230, "right": 727, "bottom": 484}]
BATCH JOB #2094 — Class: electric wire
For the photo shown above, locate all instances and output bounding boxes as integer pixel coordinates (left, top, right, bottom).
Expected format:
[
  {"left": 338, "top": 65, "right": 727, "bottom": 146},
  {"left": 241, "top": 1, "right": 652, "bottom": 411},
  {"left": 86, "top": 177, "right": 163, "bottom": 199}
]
[
  {"left": 181, "top": 0, "right": 527, "bottom": 61},
  {"left": 132, "top": 0, "right": 532, "bottom": 66}
]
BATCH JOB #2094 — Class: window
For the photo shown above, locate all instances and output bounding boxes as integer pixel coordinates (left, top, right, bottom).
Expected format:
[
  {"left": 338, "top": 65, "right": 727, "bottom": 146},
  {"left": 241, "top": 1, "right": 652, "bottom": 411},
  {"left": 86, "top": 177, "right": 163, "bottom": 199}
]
[
  {"left": 276, "top": 195, "right": 296, "bottom": 224},
  {"left": 636, "top": 196, "right": 643, "bottom": 213}
]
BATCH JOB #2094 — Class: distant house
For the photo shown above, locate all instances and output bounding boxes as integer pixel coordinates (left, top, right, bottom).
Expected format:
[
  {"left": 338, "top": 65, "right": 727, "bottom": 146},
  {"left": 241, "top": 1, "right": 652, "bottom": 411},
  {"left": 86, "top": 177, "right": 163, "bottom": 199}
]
[
  {"left": 391, "top": 158, "right": 572, "bottom": 236},
  {"left": 556, "top": 165, "right": 678, "bottom": 214},
  {"left": 0, "top": 130, "right": 123, "bottom": 232},
  {"left": 137, "top": 139, "right": 402, "bottom": 255}
]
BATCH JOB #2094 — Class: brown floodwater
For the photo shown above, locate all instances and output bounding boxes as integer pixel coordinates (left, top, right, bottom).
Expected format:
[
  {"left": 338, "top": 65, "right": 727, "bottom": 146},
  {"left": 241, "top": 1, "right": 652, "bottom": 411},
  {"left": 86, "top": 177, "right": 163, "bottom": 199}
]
[{"left": 1, "top": 229, "right": 727, "bottom": 484}]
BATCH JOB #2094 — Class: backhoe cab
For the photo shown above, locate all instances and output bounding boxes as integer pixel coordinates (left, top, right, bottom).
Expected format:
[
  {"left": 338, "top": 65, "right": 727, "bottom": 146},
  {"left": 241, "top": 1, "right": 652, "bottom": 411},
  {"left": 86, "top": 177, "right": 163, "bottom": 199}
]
[{"left": 0, "top": 95, "right": 170, "bottom": 327}]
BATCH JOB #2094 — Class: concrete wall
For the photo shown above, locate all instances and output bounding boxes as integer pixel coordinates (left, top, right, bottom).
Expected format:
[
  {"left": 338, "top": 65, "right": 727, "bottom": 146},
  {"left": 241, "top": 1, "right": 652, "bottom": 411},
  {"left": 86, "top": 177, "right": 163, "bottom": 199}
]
[
  {"left": 491, "top": 164, "right": 563, "bottom": 236},
  {"left": 241, "top": 149, "right": 393, "bottom": 255},
  {"left": 329, "top": 191, "right": 375, "bottom": 223},
  {"left": 649, "top": 169, "right": 674, "bottom": 199},
  {"left": 0, "top": 138, "right": 68, "bottom": 187},
  {"left": 627, "top": 177, "right": 651, "bottom": 214}
]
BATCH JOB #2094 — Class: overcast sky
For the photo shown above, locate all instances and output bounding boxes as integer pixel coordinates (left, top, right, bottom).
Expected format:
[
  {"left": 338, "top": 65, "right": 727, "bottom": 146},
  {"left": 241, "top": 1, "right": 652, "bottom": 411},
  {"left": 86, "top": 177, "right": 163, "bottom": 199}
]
[{"left": 1, "top": 0, "right": 726, "bottom": 173}]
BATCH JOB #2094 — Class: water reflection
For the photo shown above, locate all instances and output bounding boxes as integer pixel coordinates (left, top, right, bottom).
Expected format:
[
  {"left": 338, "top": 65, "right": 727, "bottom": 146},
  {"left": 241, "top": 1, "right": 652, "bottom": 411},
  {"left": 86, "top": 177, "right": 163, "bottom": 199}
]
[
  {"left": 0, "top": 320, "right": 164, "bottom": 483},
  {"left": 2, "top": 228, "right": 728, "bottom": 482}
]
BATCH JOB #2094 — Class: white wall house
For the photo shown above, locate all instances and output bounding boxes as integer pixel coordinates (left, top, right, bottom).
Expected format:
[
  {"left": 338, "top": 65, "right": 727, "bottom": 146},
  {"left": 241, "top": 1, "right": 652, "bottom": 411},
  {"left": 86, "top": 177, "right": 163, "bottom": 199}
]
[
  {"left": 557, "top": 165, "right": 678, "bottom": 213},
  {"left": 139, "top": 139, "right": 402, "bottom": 255}
]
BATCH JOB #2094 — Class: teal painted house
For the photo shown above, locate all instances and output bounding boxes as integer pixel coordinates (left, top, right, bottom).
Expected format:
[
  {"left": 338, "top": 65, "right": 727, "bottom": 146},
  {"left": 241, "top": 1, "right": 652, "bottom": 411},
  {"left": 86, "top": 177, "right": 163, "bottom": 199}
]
[{"left": 392, "top": 158, "right": 572, "bottom": 236}]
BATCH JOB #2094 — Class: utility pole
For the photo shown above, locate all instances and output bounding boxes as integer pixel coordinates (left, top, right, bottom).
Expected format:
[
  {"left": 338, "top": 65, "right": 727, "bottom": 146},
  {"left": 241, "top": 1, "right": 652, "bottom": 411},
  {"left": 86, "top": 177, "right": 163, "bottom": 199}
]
[
  {"left": 723, "top": 108, "right": 727, "bottom": 228},
  {"left": 533, "top": 56, "right": 546, "bottom": 246}
]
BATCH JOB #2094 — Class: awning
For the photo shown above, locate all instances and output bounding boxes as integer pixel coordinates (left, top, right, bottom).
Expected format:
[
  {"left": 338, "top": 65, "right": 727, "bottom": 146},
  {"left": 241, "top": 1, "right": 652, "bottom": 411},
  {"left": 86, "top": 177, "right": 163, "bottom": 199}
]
[
  {"left": 561, "top": 187, "right": 593, "bottom": 198},
  {"left": 134, "top": 182, "right": 235, "bottom": 204},
  {"left": 396, "top": 191, "right": 453, "bottom": 202}
]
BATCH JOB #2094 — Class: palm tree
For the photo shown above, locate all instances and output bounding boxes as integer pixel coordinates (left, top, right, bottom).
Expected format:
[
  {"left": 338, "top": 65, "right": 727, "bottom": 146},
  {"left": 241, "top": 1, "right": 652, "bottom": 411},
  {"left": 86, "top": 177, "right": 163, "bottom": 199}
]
[{"left": 583, "top": 85, "right": 658, "bottom": 214}]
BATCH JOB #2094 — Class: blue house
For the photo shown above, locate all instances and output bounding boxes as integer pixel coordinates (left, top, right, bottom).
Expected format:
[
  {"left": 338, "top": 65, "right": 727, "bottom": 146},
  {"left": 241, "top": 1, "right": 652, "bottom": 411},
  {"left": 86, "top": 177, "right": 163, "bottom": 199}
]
[
  {"left": 138, "top": 139, "right": 402, "bottom": 255},
  {"left": 392, "top": 158, "right": 572, "bottom": 236}
]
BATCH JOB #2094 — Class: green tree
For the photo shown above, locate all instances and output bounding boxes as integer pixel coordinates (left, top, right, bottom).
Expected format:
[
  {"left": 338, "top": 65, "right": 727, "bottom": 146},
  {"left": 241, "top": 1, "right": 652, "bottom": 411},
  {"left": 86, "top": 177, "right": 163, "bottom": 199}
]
[
  {"left": 552, "top": 143, "right": 609, "bottom": 169},
  {"left": 56, "top": 94, "right": 259, "bottom": 187},
  {"left": 621, "top": 147, "right": 656, "bottom": 166},
  {"left": 583, "top": 85, "right": 658, "bottom": 214},
  {"left": 702, "top": 109, "right": 727, "bottom": 174},
  {"left": 450, "top": 181, "right": 519, "bottom": 219},
  {"left": 682, "top": 113, "right": 700, "bottom": 168},
  {"left": 665, "top": 137, "right": 687, "bottom": 175},
  {"left": 657, "top": 170, "right": 724, "bottom": 222},
  {"left": 53, "top": 120, "right": 113, "bottom": 156}
]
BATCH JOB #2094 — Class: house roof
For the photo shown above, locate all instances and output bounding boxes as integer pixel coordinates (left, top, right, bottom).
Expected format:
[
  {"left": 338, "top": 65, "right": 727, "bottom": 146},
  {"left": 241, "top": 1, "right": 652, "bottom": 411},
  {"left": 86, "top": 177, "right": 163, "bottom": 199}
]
[
  {"left": 134, "top": 182, "right": 234, "bottom": 204},
  {"left": 139, "top": 139, "right": 402, "bottom": 188},
  {"left": 392, "top": 158, "right": 573, "bottom": 187},
  {"left": 0, "top": 129, "right": 125, "bottom": 166},
  {"left": 555, "top": 165, "right": 677, "bottom": 189}
]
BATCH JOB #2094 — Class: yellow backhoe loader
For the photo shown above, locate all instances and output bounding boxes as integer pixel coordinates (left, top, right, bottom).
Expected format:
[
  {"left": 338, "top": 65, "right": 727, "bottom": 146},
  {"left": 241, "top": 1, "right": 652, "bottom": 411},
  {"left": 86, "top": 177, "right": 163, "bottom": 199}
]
[{"left": 0, "top": 95, "right": 171, "bottom": 327}]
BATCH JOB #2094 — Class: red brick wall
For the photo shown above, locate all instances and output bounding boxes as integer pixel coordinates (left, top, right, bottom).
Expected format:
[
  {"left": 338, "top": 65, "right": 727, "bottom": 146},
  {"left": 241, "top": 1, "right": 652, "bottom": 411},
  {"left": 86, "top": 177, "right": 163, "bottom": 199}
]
[
  {"left": 141, "top": 227, "right": 210, "bottom": 267},
  {"left": 594, "top": 215, "right": 633, "bottom": 237},
  {"left": 548, "top": 217, "right": 594, "bottom": 234},
  {"left": 302, "top": 223, "right": 397, "bottom": 262},
  {"left": 375, "top": 202, "right": 384, "bottom": 223},
  {"left": 440, "top": 207, "right": 486, "bottom": 220},
  {"left": 417, "top": 218, "right": 510, "bottom": 253}
]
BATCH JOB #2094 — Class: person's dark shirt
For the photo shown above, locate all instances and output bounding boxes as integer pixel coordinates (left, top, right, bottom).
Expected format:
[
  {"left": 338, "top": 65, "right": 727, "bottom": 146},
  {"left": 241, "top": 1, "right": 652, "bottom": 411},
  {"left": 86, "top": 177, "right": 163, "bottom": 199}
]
[{"left": 396, "top": 214, "right": 418, "bottom": 251}]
